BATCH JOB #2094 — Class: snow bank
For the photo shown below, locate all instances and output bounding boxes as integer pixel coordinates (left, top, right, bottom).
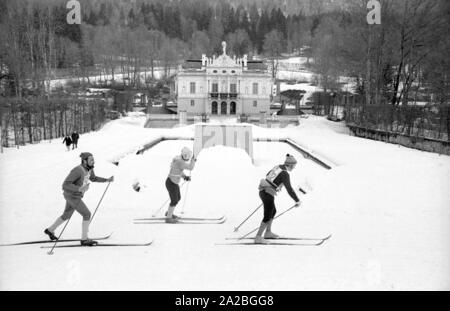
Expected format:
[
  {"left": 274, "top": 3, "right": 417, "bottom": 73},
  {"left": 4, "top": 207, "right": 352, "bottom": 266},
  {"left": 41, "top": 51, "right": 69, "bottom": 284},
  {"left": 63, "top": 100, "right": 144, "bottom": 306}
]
[{"left": 187, "top": 146, "right": 257, "bottom": 218}]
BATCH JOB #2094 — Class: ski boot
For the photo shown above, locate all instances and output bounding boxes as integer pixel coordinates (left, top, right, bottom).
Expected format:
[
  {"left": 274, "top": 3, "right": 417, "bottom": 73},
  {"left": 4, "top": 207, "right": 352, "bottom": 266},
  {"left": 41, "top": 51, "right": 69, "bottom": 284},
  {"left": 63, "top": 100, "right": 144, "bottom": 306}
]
[
  {"left": 165, "top": 212, "right": 180, "bottom": 220},
  {"left": 80, "top": 239, "right": 98, "bottom": 246},
  {"left": 165, "top": 217, "right": 178, "bottom": 223},
  {"left": 44, "top": 229, "right": 58, "bottom": 241},
  {"left": 264, "top": 232, "right": 280, "bottom": 239}
]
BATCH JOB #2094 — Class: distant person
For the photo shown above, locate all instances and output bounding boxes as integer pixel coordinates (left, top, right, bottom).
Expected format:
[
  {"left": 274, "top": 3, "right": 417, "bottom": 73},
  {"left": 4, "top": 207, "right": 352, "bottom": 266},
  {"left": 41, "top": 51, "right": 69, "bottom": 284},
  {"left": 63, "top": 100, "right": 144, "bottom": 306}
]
[
  {"left": 62, "top": 134, "right": 72, "bottom": 151},
  {"left": 165, "top": 147, "right": 196, "bottom": 223},
  {"left": 255, "top": 154, "right": 301, "bottom": 244},
  {"left": 44, "top": 152, "right": 114, "bottom": 246},
  {"left": 71, "top": 131, "right": 80, "bottom": 150}
]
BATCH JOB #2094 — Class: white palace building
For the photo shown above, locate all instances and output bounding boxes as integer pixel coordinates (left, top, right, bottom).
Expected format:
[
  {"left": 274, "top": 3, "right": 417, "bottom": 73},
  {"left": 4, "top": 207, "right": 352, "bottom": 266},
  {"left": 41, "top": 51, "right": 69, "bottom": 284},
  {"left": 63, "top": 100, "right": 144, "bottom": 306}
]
[{"left": 175, "top": 42, "right": 274, "bottom": 116}]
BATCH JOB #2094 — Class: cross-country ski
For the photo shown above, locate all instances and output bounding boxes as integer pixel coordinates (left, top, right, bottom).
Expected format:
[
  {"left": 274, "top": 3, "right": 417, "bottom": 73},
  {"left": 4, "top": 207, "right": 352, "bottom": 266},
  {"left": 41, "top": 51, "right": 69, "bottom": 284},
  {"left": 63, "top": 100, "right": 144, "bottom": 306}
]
[
  {"left": 133, "top": 215, "right": 225, "bottom": 222},
  {"left": 40, "top": 241, "right": 153, "bottom": 248},
  {"left": 225, "top": 234, "right": 332, "bottom": 242},
  {"left": 133, "top": 217, "right": 226, "bottom": 225},
  {"left": 0, "top": 233, "right": 113, "bottom": 246},
  {"left": 216, "top": 240, "right": 328, "bottom": 246}
]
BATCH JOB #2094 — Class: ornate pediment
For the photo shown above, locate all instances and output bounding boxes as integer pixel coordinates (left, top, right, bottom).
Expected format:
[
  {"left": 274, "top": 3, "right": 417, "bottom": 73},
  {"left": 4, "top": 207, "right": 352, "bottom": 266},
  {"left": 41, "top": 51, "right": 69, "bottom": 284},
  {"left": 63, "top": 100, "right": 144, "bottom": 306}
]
[
  {"left": 210, "top": 54, "right": 240, "bottom": 68},
  {"left": 202, "top": 41, "right": 247, "bottom": 68}
]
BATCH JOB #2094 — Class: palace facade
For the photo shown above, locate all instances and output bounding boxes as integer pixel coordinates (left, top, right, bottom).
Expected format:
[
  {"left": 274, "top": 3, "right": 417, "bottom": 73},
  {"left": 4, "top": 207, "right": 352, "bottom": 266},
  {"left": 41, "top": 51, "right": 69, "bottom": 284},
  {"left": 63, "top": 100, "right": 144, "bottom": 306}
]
[{"left": 175, "top": 42, "right": 274, "bottom": 116}]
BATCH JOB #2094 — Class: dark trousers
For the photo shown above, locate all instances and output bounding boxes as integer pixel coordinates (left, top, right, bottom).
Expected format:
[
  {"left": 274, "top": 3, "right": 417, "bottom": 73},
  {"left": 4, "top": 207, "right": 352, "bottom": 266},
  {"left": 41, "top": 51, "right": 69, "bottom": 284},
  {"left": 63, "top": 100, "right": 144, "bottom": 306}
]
[
  {"left": 259, "top": 190, "right": 276, "bottom": 223},
  {"left": 166, "top": 177, "right": 181, "bottom": 206}
]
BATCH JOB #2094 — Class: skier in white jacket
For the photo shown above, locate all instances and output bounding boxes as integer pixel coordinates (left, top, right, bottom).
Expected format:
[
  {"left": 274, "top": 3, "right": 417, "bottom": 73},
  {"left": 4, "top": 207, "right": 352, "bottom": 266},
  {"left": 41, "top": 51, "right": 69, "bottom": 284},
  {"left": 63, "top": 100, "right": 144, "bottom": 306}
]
[{"left": 165, "top": 147, "right": 196, "bottom": 223}]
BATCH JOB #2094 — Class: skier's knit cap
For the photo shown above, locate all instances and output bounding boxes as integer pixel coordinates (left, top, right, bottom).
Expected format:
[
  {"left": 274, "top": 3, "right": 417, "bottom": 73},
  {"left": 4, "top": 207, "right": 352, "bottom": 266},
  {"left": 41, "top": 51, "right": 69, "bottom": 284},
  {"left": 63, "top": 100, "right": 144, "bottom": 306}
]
[
  {"left": 79, "top": 152, "right": 93, "bottom": 160},
  {"left": 284, "top": 154, "right": 297, "bottom": 166}
]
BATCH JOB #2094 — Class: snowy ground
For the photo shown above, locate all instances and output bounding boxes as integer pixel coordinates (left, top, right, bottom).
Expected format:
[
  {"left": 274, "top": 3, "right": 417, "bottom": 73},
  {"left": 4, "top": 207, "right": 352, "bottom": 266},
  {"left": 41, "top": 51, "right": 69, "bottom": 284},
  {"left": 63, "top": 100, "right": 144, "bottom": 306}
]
[
  {"left": 277, "top": 56, "right": 322, "bottom": 106},
  {"left": 1, "top": 112, "right": 449, "bottom": 291},
  {"left": 277, "top": 57, "right": 315, "bottom": 84},
  {"left": 49, "top": 67, "right": 172, "bottom": 90},
  {"left": 277, "top": 55, "right": 357, "bottom": 103}
]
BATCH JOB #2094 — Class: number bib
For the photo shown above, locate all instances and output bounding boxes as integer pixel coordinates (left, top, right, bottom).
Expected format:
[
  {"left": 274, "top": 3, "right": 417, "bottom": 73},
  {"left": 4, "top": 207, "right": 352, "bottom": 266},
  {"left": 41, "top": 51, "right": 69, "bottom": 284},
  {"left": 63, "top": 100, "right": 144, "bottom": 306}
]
[
  {"left": 82, "top": 171, "right": 91, "bottom": 187},
  {"left": 265, "top": 166, "right": 283, "bottom": 191},
  {"left": 80, "top": 168, "right": 91, "bottom": 194}
]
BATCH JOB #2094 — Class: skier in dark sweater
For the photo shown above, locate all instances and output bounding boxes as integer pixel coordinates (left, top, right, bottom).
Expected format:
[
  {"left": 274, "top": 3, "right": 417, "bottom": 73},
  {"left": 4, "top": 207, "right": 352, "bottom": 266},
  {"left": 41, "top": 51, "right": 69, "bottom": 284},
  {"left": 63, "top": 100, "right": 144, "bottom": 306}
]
[
  {"left": 62, "top": 135, "right": 72, "bottom": 151},
  {"left": 44, "top": 152, "right": 114, "bottom": 246},
  {"left": 71, "top": 131, "right": 80, "bottom": 150},
  {"left": 255, "top": 154, "right": 301, "bottom": 244}
]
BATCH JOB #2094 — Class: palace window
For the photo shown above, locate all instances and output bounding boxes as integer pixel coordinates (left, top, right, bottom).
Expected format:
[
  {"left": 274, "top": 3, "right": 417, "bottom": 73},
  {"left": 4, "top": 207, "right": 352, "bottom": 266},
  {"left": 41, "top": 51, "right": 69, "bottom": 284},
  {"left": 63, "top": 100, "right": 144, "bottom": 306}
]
[
  {"left": 252, "top": 83, "right": 258, "bottom": 95},
  {"left": 191, "top": 100, "right": 195, "bottom": 106},
  {"left": 230, "top": 83, "right": 237, "bottom": 93},
  {"left": 190, "top": 82, "right": 196, "bottom": 94},
  {"left": 212, "top": 83, "right": 218, "bottom": 93},
  {"left": 253, "top": 100, "right": 257, "bottom": 107}
]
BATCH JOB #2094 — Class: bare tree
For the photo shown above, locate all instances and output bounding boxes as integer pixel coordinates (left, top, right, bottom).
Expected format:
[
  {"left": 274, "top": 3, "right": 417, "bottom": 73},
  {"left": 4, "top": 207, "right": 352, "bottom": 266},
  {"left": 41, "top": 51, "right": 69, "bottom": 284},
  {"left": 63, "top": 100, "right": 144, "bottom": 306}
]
[{"left": 263, "top": 30, "right": 284, "bottom": 78}]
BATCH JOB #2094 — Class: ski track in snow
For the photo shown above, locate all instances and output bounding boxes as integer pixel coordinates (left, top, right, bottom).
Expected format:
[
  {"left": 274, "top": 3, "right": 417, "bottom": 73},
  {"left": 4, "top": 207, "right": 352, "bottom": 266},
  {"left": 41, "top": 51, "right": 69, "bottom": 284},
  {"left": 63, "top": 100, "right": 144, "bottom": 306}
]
[{"left": 0, "top": 112, "right": 449, "bottom": 290}]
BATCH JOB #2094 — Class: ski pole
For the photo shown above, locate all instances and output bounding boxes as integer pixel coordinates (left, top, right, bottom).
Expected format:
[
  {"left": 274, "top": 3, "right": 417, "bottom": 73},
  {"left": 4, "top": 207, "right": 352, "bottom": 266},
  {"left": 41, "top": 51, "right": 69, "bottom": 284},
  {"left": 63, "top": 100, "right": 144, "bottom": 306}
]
[
  {"left": 151, "top": 197, "right": 170, "bottom": 217},
  {"left": 298, "top": 186, "right": 307, "bottom": 194},
  {"left": 152, "top": 180, "right": 187, "bottom": 217},
  {"left": 47, "top": 212, "right": 76, "bottom": 255},
  {"left": 233, "top": 203, "right": 263, "bottom": 232},
  {"left": 180, "top": 174, "right": 191, "bottom": 215},
  {"left": 237, "top": 203, "right": 299, "bottom": 240},
  {"left": 89, "top": 180, "right": 111, "bottom": 226}
]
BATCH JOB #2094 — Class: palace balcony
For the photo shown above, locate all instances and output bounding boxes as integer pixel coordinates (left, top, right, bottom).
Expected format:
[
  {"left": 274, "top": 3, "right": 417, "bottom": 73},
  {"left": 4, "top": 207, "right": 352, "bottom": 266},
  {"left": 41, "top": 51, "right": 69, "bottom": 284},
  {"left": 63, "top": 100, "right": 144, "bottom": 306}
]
[{"left": 208, "top": 92, "right": 239, "bottom": 100}]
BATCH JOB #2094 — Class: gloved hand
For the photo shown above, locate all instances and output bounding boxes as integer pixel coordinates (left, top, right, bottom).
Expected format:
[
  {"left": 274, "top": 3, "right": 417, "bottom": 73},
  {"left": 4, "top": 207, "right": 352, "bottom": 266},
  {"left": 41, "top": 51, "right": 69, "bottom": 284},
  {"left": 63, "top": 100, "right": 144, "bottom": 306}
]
[
  {"left": 183, "top": 176, "right": 191, "bottom": 181},
  {"left": 108, "top": 176, "right": 114, "bottom": 182},
  {"left": 294, "top": 201, "right": 301, "bottom": 208}
]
